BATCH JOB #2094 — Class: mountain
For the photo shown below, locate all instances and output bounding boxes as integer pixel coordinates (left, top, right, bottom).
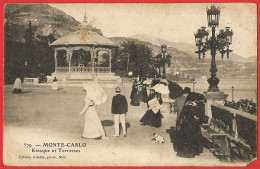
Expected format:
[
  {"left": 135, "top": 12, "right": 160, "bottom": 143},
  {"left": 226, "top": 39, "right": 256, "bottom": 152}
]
[
  {"left": 4, "top": 4, "right": 80, "bottom": 42},
  {"left": 109, "top": 37, "right": 202, "bottom": 70},
  {"left": 130, "top": 34, "right": 251, "bottom": 63}
]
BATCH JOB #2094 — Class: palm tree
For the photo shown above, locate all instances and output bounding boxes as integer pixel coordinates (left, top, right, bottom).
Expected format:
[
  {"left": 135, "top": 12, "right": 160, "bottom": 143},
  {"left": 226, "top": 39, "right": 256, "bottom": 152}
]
[
  {"left": 120, "top": 40, "right": 137, "bottom": 74},
  {"left": 135, "top": 44, "right": 153, "bottom": 76}
]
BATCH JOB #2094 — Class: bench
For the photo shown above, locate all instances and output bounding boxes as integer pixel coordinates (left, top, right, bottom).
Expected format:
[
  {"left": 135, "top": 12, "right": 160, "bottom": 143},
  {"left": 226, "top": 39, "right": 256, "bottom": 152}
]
[
  {"left": 202, "top": 118, "right": 255, "bottom": 161},
  {"left": 201, "top": 118, "right": 230, "bottom": 157}
]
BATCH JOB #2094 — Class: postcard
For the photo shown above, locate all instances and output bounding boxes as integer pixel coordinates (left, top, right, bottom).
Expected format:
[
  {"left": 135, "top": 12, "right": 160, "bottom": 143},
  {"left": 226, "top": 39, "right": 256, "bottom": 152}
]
[{"left": 2, "top": 3, "right": 258, "bottom": 167}]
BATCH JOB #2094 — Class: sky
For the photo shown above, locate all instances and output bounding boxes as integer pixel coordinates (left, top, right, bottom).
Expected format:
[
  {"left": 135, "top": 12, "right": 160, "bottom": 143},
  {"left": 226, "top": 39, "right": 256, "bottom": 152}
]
[{"left": 50, "top": 3, "right": 257, "bottom": 58}]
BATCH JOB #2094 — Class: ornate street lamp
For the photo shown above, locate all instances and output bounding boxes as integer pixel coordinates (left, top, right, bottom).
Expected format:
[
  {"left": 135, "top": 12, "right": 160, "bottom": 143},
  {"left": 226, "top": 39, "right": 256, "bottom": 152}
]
[
  {"left": 194, "top": 5, "right": 233, "bottom": 92},
  {"left": 24, "top": 61, "right": 27, "bottom": 77},
  {"left": 195, "top": 27, "right": 209, "bottom": 59},
  {"left": 152, "top": 54, "right": 161, "bottom": 77},
  {"left": 231, "top": 86, "right": 234, "bottom": 102},
  {"left": 161, "top": 44, "right": 167, "bottom": 79},
  {"left": 193, "top": 81, "right": 196, "bottom": 92}
]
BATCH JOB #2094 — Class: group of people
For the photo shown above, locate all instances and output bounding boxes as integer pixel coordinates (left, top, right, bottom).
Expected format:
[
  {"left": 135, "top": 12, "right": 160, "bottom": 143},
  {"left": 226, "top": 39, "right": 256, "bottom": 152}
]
[
  {"left": 13, "top": 75, "right": 207, "bottom": 158},
  {"left": 130, "top": 76, "right": 164, "bottom": 128},
  {"left": 130, "top": 77, "right": 149, "bottom": 106},
  {"left": 80, "top": 77, "right": 165, "bottom": 140},
  {"left": 224, "top": 99, "right": 257, "bottom": 115},
  {"left": 12, "top": 76, "right": 59, "bottom": 94}
]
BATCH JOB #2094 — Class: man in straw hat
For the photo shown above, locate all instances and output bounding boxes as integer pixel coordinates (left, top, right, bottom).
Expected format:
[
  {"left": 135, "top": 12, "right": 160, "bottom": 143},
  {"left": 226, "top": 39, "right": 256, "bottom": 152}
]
[{"left": 111, "top": 87, "right": 128, "bottom": 137}]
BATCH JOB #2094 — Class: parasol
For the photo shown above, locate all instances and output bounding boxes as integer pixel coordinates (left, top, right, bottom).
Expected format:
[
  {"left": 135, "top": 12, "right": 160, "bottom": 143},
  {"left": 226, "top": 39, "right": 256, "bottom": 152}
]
[
  {"left": 152, "top": 84, "right": 170, "bottom": 94},
  {"left": 83, "top": 82, "right": 107, "bottom": 105}
]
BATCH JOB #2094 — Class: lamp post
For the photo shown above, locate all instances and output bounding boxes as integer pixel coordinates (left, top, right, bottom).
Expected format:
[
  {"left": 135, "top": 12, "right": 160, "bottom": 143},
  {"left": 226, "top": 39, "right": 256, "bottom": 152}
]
[
  {"left": 231, "top": 86, "right": 234, "bottom": 102},
  {"left": 193, "top": 81, "right": 196, "bottom": 92},
  {"left": 161, "top": 44, "right": 167, "bottom": 79},
  {"left": 153, "top": 54, "right": 161, "bottom": 77},
  {"left": 194, "top": 5, "right": 233, "bottom": 92},
  {"left": 24, "top": 61, "right": 27, "bottom": 77}
]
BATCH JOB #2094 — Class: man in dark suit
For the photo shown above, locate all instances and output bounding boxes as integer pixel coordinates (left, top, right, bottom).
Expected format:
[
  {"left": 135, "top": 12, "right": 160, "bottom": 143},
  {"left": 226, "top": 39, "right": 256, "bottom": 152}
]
[
  {"left": 112, "top": 87, "right": 128, "bottom": 137},
  {"left": 174, "top": 87, "right": 191, "bottom": 122}
]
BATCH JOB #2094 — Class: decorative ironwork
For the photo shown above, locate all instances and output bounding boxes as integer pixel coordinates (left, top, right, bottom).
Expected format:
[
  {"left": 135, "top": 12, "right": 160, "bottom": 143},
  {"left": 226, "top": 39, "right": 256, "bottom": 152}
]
[
  {"left": 161, "top": 44, "right": 167, "bottom": 79},
  {"left": 194, "top": 5, "right": 234, "bottom": 92}
]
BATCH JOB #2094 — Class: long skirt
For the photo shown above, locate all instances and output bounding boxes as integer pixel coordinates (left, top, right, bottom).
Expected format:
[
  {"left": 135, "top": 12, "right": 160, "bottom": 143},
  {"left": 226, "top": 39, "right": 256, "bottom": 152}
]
[
  {"left": 140, "top": 110, "right": 162, "bottom": 128},
  {"left": 130, "top": 92, "right": 140, "bottom": 106},
  {"left": 82, "top": 107, "right": 106, "bottom": 139},
  {"left": 52, "top": 82, "right": 58, "bottom": 90},
  {"left": 13, "top": 89, "right": 22, "bottom": 94}
]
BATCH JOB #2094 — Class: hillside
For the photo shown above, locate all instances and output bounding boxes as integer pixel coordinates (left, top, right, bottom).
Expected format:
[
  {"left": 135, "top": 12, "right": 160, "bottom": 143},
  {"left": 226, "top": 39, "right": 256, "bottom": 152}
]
[
  {"left": 247, "top": 55, "right": 257, "bottom": 63},
  {"left": 110, "top": 37, "right": 205, "bottom": 70},
  {"left": 130, "top": 34, "right": 251, "bottom": 63},
  {"left": 4, "top": 4, "right": 256, "bottom": 79},
  {"left": 4, "top": 4, "right": 80, "bottom": 42}
]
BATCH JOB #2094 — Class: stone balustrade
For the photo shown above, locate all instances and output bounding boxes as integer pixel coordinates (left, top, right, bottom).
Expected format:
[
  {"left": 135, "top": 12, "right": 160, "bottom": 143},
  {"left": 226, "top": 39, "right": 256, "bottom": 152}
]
[
  {"left": 211, "top": 102, "right": 257, "bottom": 156},
  {"left": 56, "top": 67, "right": 110, "bottom": 73}
]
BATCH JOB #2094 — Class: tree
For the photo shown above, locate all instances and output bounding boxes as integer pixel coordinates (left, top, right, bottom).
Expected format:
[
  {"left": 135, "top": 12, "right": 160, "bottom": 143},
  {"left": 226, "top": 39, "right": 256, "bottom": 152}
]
[
  {"left": 132, "top": 44, "right": 153, "bottom": 76},
  {"left": 120, "top": 40, "right": 137, "bottom": 74},
  {"left": 24, "top": 21, "right": 36, "bottom": 76},
  {"left": 115, "top": 41, "right": 155, "bottom": 77}
]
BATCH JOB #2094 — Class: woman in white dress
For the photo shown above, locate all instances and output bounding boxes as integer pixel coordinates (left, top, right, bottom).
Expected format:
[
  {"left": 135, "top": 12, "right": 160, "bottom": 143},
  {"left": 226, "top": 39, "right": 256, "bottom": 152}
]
[
  {"left": 52, "top": 77, "right": 58, "bottom": 90},
  {"left": 13, "top": 77, "right": 22, "bottom": 94},
  {"left": 79, "top": 90, "right": 109, "bottom": 140}
]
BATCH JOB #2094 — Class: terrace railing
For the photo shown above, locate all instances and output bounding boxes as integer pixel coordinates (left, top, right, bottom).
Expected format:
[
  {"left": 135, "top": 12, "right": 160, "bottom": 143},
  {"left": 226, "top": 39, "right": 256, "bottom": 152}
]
[
  {"left": 70, "top": 67, "right": 92, "bottom": 73},
  {"left": 56, "top": 67, "right": 110, "bottom": 73},
  {"left": 211, "top": 102, "right": 257, "bottom": 159},
  {"left": 56, "top": 67, "right": 69, "bottom": 73}
]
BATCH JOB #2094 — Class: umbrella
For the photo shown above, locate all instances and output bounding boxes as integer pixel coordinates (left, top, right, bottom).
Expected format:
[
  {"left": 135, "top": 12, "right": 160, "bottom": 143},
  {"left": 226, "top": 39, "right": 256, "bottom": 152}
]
[
  {"left": 152, "top": 84, "right": 170, "bottom": 94},
  {"left": 83, "top": 82, "right": 107, "bottom": 105}
]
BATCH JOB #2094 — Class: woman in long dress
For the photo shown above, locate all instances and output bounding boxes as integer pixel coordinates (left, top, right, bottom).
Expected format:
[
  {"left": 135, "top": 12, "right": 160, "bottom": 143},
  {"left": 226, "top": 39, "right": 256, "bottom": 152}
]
[
  {"left": 130, "top": 80, "right": 140, "bottom": 106},
  {"left": 175, "top": 98, "right": 204, "bottom": 158},
  {"left": 140, "top": 98, "right": 163, "bottom": 128},
  {"left": 52, "top": 77, "right": 58, "bottom": 90},
  {"left": 79, "top": 92, "right": 109, "bottom": 140},
  {"left": 13, "top": 77, "right": 22, "bottom": 94}
]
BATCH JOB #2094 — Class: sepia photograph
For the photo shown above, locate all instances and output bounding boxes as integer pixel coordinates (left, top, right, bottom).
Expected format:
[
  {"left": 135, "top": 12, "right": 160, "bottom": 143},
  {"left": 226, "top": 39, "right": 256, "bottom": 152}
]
[{"left": 2, "top": 3, "right": 258, "bottom": 167}]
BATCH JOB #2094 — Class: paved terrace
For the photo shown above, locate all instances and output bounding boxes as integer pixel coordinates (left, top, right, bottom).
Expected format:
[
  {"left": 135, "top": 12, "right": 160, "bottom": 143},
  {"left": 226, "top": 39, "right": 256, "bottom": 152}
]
[{"left": 3, "top": 84, "right": 245, "bottom": 166}]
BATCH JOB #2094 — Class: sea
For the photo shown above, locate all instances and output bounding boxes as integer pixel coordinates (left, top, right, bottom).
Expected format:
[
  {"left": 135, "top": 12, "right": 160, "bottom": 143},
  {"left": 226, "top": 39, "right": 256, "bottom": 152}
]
[{"left": 178, "top": 77, "right": 257, "bottom": 103}]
